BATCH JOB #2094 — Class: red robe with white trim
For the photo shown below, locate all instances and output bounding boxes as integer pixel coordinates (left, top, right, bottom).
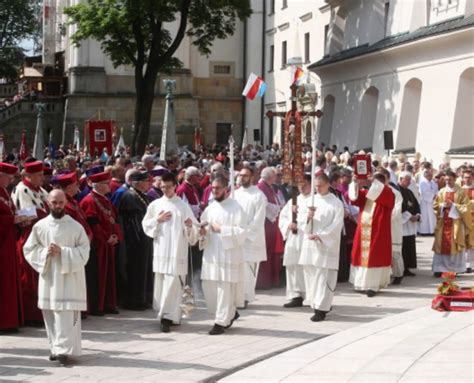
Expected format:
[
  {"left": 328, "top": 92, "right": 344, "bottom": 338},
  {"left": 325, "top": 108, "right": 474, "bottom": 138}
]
[
  {"left": 350, "top": 180, "right": 395, "bottom": 268},
  {"left": 0, "top": 187, "right": 23, "bottom": 329}
]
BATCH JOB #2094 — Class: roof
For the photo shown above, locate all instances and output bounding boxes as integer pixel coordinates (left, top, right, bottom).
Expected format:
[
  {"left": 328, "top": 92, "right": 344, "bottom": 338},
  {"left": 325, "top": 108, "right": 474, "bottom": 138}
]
[{"left": 310, "top": 15, "right": 474, "bottom": 69}]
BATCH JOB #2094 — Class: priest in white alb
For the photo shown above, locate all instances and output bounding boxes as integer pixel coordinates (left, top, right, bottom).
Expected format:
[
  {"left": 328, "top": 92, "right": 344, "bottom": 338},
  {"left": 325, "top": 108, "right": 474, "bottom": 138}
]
[
  {"left": 234, "top": 166, "right": 267, "bottom": 308},
  {"left": 142, "top": 173, "right": 198, "bottom": 333},
  {"left": 299, "top": 173, "right": 344, "bottom": 322},
  {"left": 23, "top": 190, "right": 89, "bottom": 366},
  {"left": 279, "top": 174, "right": 312, "bottom": 308},
  {"left": 199, "top": 175, "right": 247, "bottom": 335}
]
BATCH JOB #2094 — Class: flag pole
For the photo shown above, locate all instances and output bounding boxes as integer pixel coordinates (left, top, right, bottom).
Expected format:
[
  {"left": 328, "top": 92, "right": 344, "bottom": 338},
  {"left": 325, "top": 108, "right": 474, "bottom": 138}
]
[{"left": 229, "top": 125, "right": 235, "bottom": 198}]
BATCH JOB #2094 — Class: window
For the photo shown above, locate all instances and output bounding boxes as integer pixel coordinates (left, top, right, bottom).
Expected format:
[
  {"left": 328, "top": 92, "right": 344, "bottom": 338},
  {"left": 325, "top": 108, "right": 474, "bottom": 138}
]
[
  {"left": 213, "top": 65, "right": 231, "bottom": 75},
  {"left": 282, "top": 0, "right": 288, "bottom": 9},
  {"left": 304, "top": 32, "right": 310, "bottom": 63},
  {"left": 281, "top": 40, "right": 287, "bottom": 68},
  {"left": 216, "top": 123, "right": 232, "bottom": 145},
  {"left": 269, "top": 45, "right": 274, "bottom": 72},
  {"left": 384, "top": 2, "right": 390, "bottom": 36},
  {"left": 324, "top": 25, "right": 329, "bottom": 54},
  {"left": 269, "top": 0, "right": 275, "bottom": 15}
]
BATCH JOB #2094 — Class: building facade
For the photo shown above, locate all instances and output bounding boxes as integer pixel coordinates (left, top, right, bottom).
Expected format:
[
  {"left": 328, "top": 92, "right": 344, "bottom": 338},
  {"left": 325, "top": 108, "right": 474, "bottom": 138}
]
[{"left": 310, "top": 0, "right": 474, "bottom": 165}]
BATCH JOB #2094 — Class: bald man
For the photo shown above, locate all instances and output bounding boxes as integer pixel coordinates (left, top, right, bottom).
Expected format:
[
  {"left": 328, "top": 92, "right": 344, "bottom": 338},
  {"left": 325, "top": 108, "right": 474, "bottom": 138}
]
[{"left": 24, "top": 190, "right": 90, "bottom": 366}]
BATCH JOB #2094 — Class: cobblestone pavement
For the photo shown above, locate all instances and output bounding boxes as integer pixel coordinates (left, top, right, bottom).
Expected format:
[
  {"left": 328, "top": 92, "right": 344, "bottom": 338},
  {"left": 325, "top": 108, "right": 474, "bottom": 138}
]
[{"left": 1, "top": 237, "right": 472, "bottom": 382}]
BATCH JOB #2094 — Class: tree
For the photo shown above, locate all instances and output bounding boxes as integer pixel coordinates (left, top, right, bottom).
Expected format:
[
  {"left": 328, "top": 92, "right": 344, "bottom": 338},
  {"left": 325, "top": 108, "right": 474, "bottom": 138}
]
[
  {"left": 0, "top": 0, "right": 36, "bottom": 80},
  {"left": 65, "top": 0, "right": 252, "bottom": 155}
]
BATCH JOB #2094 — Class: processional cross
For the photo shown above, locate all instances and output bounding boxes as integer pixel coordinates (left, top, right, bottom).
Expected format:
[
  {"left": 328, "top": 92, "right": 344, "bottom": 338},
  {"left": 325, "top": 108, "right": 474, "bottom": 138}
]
[{"left": 266, "top": 83, "right": 323, "bottom": 233}]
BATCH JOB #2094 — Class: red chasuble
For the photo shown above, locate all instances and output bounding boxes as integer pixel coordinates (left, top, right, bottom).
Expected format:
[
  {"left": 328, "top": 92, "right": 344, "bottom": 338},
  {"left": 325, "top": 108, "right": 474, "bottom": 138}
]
[
  {"left": 80, "top": 191, "right": 122, "bottom": 312},
  {"left": 0, "top": 187, "right": 23, "bottom": 329},
  {"left": 257, "top": 180, "right": 284, "bottom": 288},
  {"left": 350, "top": 181, "right": 395, "bottom": 268}
]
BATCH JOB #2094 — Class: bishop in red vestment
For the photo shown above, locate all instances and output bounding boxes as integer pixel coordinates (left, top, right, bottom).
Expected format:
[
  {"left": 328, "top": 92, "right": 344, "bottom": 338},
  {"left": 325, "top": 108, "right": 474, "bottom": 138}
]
[
  {"left": 0, "top": 163, "right": 24, "bottom": 332},
  {"left": 11, "top": 161, "right": 49, "bottom": 325},
  {"left": 80, "top": 171, "right": 122, "bottom": 315},
  {"left": 257, "top": 168, "right": 284, "bottom": 289},
  {"left": 349, "top": 174, "right": 395, "bottom": 297}
]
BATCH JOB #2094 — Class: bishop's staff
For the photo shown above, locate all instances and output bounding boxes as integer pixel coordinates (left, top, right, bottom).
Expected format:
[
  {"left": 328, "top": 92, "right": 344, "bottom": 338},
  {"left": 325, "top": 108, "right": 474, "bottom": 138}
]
[{"left": 228, "top": 126, "right": 235, "bottom": 198}]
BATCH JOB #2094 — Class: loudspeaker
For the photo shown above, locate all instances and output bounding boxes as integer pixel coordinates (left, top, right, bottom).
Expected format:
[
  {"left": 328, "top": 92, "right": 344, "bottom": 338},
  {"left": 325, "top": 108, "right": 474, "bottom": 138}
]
[
  {"left": 253, "top": 129, "right": 260, "bottom": 142},
  {"left": 383, "top": 130, "right": 394, "bottom": 150}
]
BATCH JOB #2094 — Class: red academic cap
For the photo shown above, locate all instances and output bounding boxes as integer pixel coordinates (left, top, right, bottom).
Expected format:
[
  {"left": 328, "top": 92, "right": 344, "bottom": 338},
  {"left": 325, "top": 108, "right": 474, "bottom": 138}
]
[
  {"left": 57, "top": 172, "right": 78, "bottom": 188},
  {"left": 24, "top": 160, "right": 44, "bottom": 174},
  {"left": 0, "top": 162, "right": 18, "bottom": 175},
  {"left": 43, "top": 166, "right": 53, "bottom": 176},
  {"left": 88, "top": 171, "right": 110, "bottom": 183}
]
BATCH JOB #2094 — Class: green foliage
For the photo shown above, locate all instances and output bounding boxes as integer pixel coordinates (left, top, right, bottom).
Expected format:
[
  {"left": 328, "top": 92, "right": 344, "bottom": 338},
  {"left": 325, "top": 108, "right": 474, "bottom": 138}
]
[
  {"left": 64, "top": 0, "right": 251, "bottom": 73},
  {"left": 0, "top": 0, "right": 36, "bottom": 80}
]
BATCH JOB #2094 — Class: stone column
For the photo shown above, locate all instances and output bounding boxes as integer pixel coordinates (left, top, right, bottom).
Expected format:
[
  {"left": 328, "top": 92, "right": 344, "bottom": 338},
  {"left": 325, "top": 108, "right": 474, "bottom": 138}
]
[{"left": 159, "top": 80, "right": 178, "bottom": 161}]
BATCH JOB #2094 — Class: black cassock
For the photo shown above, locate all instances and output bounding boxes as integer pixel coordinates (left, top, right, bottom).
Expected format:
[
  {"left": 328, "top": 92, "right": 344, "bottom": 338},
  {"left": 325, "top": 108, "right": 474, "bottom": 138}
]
[
  {"left": 400, "top": 187, "right": 421, "bottom": 269},
  {"left": 118, "top": 188, "right": 153, "bottom": 309}
]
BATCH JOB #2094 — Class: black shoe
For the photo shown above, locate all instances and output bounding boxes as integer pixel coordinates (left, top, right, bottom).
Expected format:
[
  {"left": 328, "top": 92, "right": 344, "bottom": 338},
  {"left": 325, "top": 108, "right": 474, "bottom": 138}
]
[
  {"left": 392, "top": 277, "right": 403, "bottom": 285},
  {"left": 104, "top": 308, "right": 119, "bottom": 314},
  {"left": 57, "top": 354, "right": 68, "bottom": 367},
  {"left": 466, "top": 267, "right": 472, "bottom": 274},
  {"left": 49, "top": 354, "right": 57, "bottom": 361},
  {"left": 25, "top": 320, "right": 44, "bottom": 328},
  {"left": 209, "top": 324, "right": 225, "bottom": 335},
  {"left": 404, "top": 269, "right": 416, "bottom": 277},
  {"left": 434, "top": 272, "right": 442, "bottom": 278},
  {"left": 225, "top": 311, "right": 240, "bottom": 329},
  {"left": 89, "top": 310, "right": 104, "bottom": 317},
  {"left": 81, "top": 312, "right": 88, "bottom": 320},
  {"left": 160, "top": 318, "right": 172, "bottom": 333},
  {"left": 367, "top": 290, "right": 377, "bottom": 297},
  {"left": 283, "top": 297, "right": 303, "bottom": 308},
  {"left": 310, "top": 310, "right": 326, "bottom": 322}
]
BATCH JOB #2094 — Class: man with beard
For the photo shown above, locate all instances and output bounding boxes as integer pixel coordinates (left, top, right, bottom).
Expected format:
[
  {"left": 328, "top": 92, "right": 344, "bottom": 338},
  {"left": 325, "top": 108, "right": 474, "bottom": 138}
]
[
  {"left": 118, "top": 171, "right": 153, "bottom": 310},
  {"left": 300, "top": 173, "right": 344, "bottom": 322},
  {"left": 0, "top": 162, "right": 28, "bottom": 334},
  {"left": 199, "top": 175, "right": 247, "bottom": 335},
  {"left": 80, "top": 171, "right": 122, "bottom": 315},
  {"left": 142, "top": 173, "right": 198, "bottom": 332},
  {"left": 234, "top": 166, "right": 267, "bottom": 308},
  {"left": 23, "top": 190, "right": 89, "bottom": 366},
  {"left": 12, "top": 160, "right": 49, "bottom": 325}
]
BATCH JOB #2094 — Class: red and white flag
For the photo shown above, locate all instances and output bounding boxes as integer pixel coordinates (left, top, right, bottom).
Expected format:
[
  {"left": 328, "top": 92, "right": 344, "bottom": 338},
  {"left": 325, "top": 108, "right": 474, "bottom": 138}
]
[{"left": 242, "top": 73, "right": 266, "bottom": 100}]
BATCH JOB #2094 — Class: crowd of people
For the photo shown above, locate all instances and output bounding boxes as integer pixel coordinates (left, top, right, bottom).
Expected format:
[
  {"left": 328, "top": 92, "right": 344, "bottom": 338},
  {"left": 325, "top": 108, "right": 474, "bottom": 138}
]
[{"left": 0, "top": 141, "right": 472, "bottom": 367}]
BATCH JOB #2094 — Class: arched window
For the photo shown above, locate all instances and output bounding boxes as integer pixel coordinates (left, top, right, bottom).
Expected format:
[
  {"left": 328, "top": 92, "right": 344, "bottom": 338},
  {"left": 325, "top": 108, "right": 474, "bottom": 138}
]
[
  {"left": 358, "top": 86, "right": 379, "bottom": 151},
  {"left": 396, "top": 78, "right": 422, "bottom": 151},
  {"left": 451, "top": 68, "right": 474, "bottom": 149},
  {"left": 318, "top": 95, "right": 335, "bottom": 147}
]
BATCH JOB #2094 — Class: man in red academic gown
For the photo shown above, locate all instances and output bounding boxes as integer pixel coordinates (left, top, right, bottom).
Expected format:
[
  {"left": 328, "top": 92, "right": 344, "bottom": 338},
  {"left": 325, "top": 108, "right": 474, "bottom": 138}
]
[
  {"left": 57, "top": 172, "right": 93, "bottom": 241},
  {"left": 0, "top": 163, "right": 27, "bottom": 333},
  {"left": 257, "top": 167, "right": 284, "bottom": 289},
  {"left": 349, "top": 173, "right": 395, "bottom": 297},
  {"left": 80, "top": 171, "right": 122, "bottom": 315},
  {"left": 11, "top": 160, "right": 49, "bottom": 325}
]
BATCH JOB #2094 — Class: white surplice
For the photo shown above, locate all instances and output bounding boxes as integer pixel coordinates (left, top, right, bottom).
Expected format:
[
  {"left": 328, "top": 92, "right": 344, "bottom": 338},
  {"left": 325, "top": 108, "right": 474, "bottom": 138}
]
[
  {"left": 418, "top": 179, "right": 438, "bottom": 234},
  {"left": 299, "top": 193, "right": 344, "bottom": 312},
  {"left": 279, "top": 193, "right": 311, "bottom": 301},
  {"left": 199, "top": 197, "right": 247, "bottom": 327},
  {"left": 390, "top": 186, "right": 404, "bottom": 278},
  {"left": 234, "top": 185, "right": 267, "bottom": 303},
  {"left": 142, "top": 195, "right": 198, "bottom": 323},
  {"left": 23, "top": 214, "right": 90, "bottom": 356}
]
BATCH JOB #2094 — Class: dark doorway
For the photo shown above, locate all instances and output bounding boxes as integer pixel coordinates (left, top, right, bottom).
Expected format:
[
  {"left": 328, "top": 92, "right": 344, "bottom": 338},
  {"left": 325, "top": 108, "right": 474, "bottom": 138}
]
[{"left": 216, "top": 123, "right": 232, "bottom": 145}]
